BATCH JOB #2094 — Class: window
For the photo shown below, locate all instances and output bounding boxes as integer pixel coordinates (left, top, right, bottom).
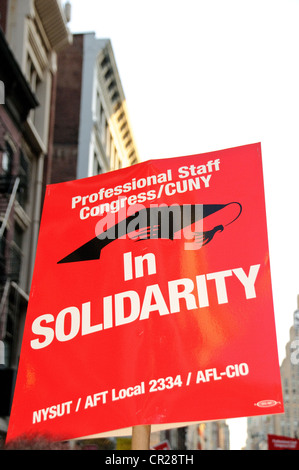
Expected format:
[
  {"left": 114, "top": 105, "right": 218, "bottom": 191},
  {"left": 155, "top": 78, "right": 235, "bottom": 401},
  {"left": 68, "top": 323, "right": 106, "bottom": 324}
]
[
  {"left": 17, "top": 152, "right": 30, "bottom": 207},
  {"left": 9, "top": 223, "right": 23, "bottom": 283},
  {"left": 2, "top": 151, "right": 10, "bottom": 174},
  {"left": 106, "top": 128, "right": 112, "bottom": 159},
  {"left": 1, "top": 142, "right": 13, "bottom": 176},
  {"left": 26, "top": 53, "right": 43, "bottom": 127},
  {"left": 96, "top": 91, "right": 104, "bottom": 126},
  {"left": 0, "top": 228, "right": 7, "bottom": 282},
  {"left": 93, "top": 153, "right": 102, "bottom": 175},
  {"left": 0, "top": 142, "right": 13, "bottom": 193},
  {"left": 101, "top": 55, "right": 109, "bottom": 68},
  {"left": 284, "top": 378, "right": 289, "bottom": 394}
]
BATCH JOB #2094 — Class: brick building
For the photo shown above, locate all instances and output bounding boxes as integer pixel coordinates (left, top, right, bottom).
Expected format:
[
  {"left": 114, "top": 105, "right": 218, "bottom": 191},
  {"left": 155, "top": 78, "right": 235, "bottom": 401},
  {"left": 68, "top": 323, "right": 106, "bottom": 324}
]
[
  {"left": 51, "top": 32, "right": 140, "bottom": 184},
  {"left": 0, "top": 0, "right": 72, "bottom": 439},
  {"left": 0, "top": 27, "right": 38, "bottom": 363},
  {"left": 50, "top": 33, "right": 84, "bottom": 183}
]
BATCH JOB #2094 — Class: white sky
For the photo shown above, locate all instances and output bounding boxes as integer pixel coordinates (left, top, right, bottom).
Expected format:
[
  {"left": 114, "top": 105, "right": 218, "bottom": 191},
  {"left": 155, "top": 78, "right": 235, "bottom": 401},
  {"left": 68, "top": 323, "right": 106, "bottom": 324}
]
[{"left": 67, "top": 0, "right": 299, "bottom": 450}]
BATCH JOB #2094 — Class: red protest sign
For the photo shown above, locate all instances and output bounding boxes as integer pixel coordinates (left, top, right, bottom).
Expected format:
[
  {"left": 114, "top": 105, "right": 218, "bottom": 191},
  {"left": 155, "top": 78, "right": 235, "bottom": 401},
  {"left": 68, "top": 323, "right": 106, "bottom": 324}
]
[
  {"left": 6, "top": 143, "right": 283, "bottom": 443},
  {"left": 268, "top": 435, "right": 299, "bottom": 450},
  {"left": 152, "top": 440, "right": 171, "bottom": 450}
]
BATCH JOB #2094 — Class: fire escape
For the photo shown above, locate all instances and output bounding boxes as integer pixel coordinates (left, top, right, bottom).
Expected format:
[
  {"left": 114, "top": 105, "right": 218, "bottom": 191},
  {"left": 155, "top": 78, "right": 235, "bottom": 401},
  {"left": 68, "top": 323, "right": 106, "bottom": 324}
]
[{"left": 0, "top": 174, "right": 22, "bottom": 362}]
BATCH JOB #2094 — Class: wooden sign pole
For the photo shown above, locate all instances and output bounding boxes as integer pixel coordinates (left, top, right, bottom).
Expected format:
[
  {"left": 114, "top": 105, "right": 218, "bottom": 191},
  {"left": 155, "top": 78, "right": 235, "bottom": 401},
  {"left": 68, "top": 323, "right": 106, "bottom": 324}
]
[{"left": 131, "top": 425, "right": 151, "bottom": 450}]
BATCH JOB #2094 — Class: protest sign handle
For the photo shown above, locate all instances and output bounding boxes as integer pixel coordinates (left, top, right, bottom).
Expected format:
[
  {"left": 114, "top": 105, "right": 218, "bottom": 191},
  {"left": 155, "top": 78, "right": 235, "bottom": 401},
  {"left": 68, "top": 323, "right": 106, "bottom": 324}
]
[{"left": 131, "top": 425, "right": 151, "bottom": 450}]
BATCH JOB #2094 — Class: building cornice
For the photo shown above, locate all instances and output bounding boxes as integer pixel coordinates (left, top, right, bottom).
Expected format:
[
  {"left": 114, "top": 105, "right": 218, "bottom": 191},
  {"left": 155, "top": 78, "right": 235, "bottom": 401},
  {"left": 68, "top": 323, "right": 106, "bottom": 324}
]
[
  {"left": 34, "top": 0, "right": 72, "bottom": 52},
  {"left": 0, "top": 27, "right": 38, "bottom": 125},
  {"left": 95, "top": 38, "right": 140, "bottom": 165}
]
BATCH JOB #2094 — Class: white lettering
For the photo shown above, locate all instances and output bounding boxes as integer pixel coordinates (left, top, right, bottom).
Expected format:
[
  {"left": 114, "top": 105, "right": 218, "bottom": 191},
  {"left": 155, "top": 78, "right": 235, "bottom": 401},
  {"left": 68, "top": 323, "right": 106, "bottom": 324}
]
[
  {"left": 168, "top": 278, "right": 197, "bottom": 312},
  {"left": 114, "top": 291, "right": 140, "bottom": 326},
  {"left": 56, "top": 307, "right": 80, "bottom": 342},
  {"left": 232, "top": 264, "right": 260, "bottom": 299},
  {"left": 81, "top": 301, "right": 102, "bottom": 335},
  {"left": 196, "top": 274, "right": 209, "bottom": 307},
  {"left": 31, "top": 314, "right": 55, "bottom": 350},
  {"left": 72, "top": 196, "right": 81, "bottom": 209},
  {"left": 33, "top": 401, "right": 72, "bottom": 423},
  {"left": 123, "top": 252, "right": 133, "bottom": 281},
  {"left": 200, "top": 174, "right": 212, "bottom": 187},
  {"left": 30, "top": 264, "right": 261, "bottom": 350},
  {"left": 139, "top": 284, "right": 170, "bottom": 319},
  {"left": 206, "top": 270, "right": 233, "bottom": 304},
  {"left": 135, "top": 252, "right": 157, "bottom": 278}
]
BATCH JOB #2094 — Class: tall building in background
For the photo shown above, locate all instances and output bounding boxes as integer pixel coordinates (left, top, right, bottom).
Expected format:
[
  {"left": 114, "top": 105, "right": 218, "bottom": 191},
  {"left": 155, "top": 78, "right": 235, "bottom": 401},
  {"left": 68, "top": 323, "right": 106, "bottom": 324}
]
[
  {"left": 246, "top": 297, "right": 299, "bottom": 449},
  {"left": 0, "top": 0, "right": 72, "bottom": 440},
  {"left": 274, "top": 301, "right": 299, "bottom": 438},
  {"left": 51, "top": 32, "right": 140, "bottom": 184},
  {"left": 201, "top": 420, "right": 230, "bottom": 450},
  {"left": 158, "top": 420, "right": 229, "bottom": 450}
]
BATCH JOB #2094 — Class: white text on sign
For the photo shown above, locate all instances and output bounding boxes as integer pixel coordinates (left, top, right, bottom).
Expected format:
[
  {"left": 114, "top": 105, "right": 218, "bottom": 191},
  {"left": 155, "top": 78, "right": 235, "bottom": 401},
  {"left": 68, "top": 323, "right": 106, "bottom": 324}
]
[{"left": 30, "top": 251, "right": 260, "bottom": 350}]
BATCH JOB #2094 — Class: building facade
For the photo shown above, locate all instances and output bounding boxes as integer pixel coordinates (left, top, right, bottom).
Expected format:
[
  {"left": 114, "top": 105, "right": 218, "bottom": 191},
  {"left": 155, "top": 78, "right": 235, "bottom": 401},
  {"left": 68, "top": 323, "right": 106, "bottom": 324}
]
[
  {"left": 158, "top": 421, "right": 229, "bottom": 450},
  {"left": 0, "top": 6, "right": 140, "bottom": 446},
  {"left": 246, "top": 297, "right": 299, "bottom": 449},
  {"left": 51, "top": 32, "right": 140, "bottom": 184},
  {"left": 200, "top": 420, "right": 230, "bottom": 450},
  {"left": 274, "top": 302, "right": 299, "bottom": 438},
  {"left": 0, "top": 0, "right": 72, "bottom": 439}
]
